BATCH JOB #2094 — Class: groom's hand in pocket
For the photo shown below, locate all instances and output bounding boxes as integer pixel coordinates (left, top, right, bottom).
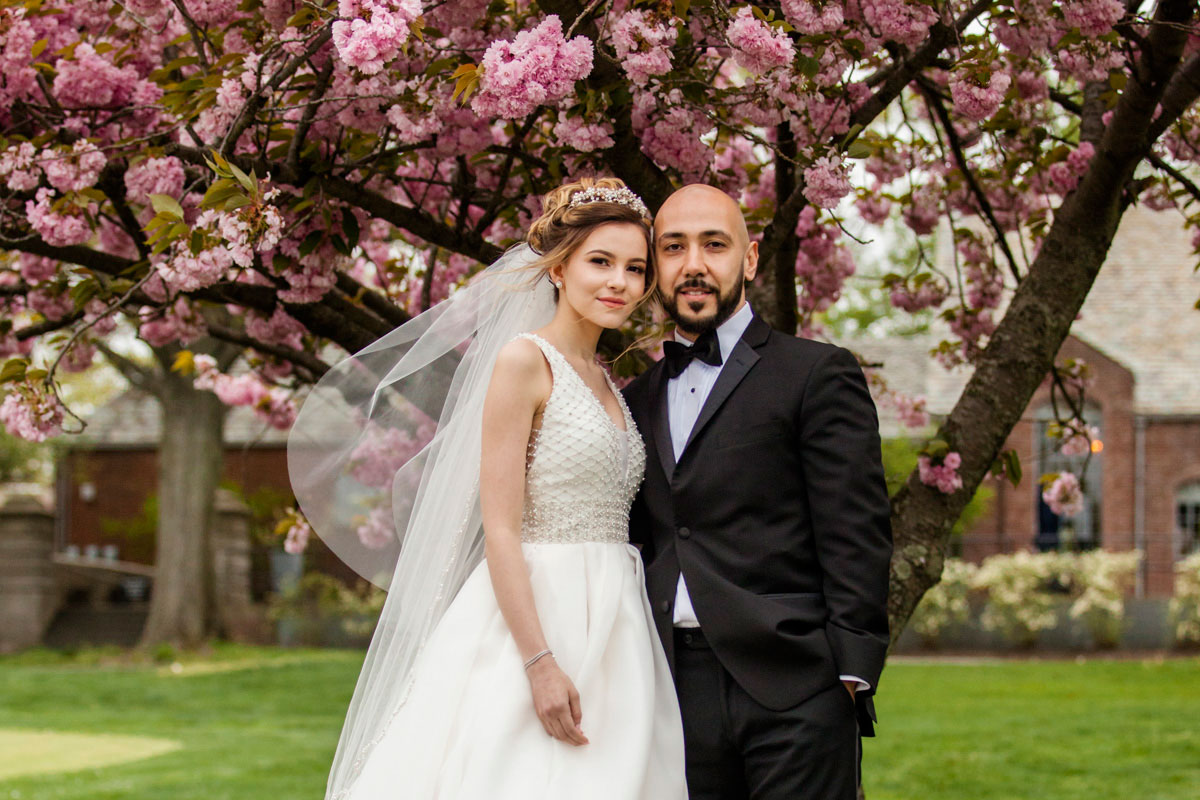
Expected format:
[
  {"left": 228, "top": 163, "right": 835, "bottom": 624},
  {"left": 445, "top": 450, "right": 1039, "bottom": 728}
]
[
  {"left": 842, "top": 679, "right": 858, "bottom": 700},
  {"left": 527, "top": 658, "right": 589, "bottom": 746}
]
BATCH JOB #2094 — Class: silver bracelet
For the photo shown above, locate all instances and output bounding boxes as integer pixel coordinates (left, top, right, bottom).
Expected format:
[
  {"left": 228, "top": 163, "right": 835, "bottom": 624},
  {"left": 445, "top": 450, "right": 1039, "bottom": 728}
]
[{"left": 523, "top": 649, "right": 554, "bottom": 670}]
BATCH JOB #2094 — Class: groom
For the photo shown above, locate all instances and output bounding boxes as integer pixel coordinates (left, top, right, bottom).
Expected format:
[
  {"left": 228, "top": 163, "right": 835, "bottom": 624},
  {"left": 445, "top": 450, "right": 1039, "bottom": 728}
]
[{"left": 623, "top": 184, "right": 892, "bottom": 799}]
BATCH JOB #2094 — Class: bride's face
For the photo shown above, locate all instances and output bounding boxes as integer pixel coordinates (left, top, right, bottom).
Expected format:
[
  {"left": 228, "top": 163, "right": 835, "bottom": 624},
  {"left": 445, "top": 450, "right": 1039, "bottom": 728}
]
[{"left": 551, "top": 222, "right": 649, "bottom": 329}]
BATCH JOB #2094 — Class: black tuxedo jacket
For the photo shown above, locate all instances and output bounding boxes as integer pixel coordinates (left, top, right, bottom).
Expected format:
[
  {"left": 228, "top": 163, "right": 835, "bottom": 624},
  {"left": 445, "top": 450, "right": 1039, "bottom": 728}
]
[{"left": 623, "top": 315, "right": 892, "bottom": 732}]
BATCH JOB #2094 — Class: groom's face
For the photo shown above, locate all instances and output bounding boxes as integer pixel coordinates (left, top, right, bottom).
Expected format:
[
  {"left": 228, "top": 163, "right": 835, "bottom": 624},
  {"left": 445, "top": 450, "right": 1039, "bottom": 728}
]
[{"left": 653, "top": 185, "right": 759, "bottom": 338}]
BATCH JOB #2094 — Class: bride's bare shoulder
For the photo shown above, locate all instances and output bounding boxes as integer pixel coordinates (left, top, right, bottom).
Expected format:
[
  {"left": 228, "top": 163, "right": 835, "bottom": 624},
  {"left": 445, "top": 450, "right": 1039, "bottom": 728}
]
[{"left": 492, "top": 336, "right": 552, "bottom": 386}]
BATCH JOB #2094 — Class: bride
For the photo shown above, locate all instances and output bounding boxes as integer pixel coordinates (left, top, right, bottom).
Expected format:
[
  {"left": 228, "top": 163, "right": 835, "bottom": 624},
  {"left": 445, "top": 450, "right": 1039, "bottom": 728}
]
[{"left": 288, "top": 178, "right": 687, "bottom": 799}]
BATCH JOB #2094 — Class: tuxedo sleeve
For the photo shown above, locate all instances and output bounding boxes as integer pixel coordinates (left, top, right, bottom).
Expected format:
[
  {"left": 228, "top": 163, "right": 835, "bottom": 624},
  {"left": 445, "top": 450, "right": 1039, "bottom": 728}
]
[{"left": 797, "top": 346, "right": 892, "bottom": 692}]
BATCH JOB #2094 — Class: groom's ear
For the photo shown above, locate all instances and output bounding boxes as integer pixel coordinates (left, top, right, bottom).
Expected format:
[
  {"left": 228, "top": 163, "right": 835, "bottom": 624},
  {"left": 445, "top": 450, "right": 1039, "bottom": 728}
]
[{"left": 743, "top": 240, "right": 760, "bottom": 282}]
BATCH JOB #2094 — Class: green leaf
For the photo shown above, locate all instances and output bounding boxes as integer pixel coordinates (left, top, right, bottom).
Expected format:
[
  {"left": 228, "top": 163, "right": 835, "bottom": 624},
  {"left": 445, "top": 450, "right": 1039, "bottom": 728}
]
[
  {"left": 846, "top": 140, "right": 873, "bottom": 160},
  {"left": 69, "top": 278, "right": 100, "bottom": 308},
  {"left": 674, "top": 0, "right": 691, "bottom": 17},
  {"left": 330, "top": 235, "right": 351, "bottom": 257},
  {"left": 25, "top": 368, "right": 47, "bottom": 382},
  {"left": 0, "top": 358, "right": 29, "bottom": 384},
  {"left": 1002, "top": 449, "right": 1022, "bottom": 488},
  {"left": 342, "top": 211, "right": 360, "bottom": 248},
  {"left": 149, "top": 193, "right": 184, "bottom": 220},
  {"left": 298, "top": 230, "right": 323, "bottom": 258},
  {"left": 228, "top": 161, "right": 256, "bottom": 193},
  {"left": 31, "top": 38, "right": 48, "bottom": 58}
]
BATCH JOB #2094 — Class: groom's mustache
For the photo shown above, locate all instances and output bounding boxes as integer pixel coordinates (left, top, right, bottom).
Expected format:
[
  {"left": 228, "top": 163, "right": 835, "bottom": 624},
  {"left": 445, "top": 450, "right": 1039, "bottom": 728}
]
[{"left": 673, "top": 278, "right": 718, "bottom": 296}]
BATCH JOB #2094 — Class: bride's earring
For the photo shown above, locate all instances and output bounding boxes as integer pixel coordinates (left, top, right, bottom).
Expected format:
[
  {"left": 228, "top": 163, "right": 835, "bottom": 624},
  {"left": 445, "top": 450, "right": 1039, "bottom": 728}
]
[{"left": 555, "top": 280, "right": 563, "bottom": 289}]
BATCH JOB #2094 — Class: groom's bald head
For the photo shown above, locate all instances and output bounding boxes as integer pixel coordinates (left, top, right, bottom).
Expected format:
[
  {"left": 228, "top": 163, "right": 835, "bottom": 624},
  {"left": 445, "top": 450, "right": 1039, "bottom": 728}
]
[
  {"left": 652, "top": 184, "right": 758, "bottom": 336},
  {"left": 655, "top": 184, "right": 752, "bottom": 254}
]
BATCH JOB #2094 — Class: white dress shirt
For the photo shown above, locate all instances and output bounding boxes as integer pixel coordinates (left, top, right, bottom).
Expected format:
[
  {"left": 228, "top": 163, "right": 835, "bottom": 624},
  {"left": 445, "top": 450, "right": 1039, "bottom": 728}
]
[{"left": 666, "top": 302, "right": 868, "bottom": 692}]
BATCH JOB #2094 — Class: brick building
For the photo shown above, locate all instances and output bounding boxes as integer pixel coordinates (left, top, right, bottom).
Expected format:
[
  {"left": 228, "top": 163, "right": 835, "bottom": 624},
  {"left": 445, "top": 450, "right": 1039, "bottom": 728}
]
[{"left": 856, "top": 206, "right": 1200, "bottom": 597}]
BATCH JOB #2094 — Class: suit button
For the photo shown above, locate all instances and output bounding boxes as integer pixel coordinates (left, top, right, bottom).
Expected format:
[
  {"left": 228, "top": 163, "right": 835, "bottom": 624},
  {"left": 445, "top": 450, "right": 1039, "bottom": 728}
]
[
  {"left": 678, "top": 526, "right": 691, "bottom": 539},
  {"left": 658, "top": 600, "right": 671, "bottom": 614}
]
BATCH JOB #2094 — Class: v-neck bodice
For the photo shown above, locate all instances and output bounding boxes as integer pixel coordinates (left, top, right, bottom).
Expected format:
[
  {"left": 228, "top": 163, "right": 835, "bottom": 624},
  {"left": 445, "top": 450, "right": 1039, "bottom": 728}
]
[{"left": 515, "top": 333, "right": 646, "bottom": 544}]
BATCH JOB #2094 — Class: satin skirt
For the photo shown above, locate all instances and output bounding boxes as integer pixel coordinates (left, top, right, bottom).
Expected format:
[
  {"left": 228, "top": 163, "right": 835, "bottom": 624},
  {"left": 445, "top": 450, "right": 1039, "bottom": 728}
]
[{"left": 345, "top": 541, "right": 687, "bottom": 800}]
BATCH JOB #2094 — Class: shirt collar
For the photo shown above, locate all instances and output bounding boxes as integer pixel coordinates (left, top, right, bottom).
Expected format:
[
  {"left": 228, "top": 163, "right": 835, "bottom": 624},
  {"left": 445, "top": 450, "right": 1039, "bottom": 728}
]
[{"left": 673, "top": 301, "right": 754, "bottom": 362}]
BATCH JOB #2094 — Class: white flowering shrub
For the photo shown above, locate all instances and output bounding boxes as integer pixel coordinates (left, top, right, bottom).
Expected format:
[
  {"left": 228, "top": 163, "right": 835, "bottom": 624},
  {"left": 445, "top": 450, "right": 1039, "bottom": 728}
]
[
  {"left": 1170, "top": 552, "right": 1200, "bottom": 647},
  {"left": 1065, "top": 550, "right": 1141, "bottom": 648},
  {"left": 971, "top": 551, "right": 1068, "bottom": 647},
  {"left": 910, "top": 558, "right": 978, "bottom": 646}
]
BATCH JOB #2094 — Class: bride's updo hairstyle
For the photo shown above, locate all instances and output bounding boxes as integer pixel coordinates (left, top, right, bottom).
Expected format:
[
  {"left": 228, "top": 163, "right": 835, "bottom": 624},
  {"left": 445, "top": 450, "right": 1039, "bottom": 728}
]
[{"left": 525, "top": 177, "right": 654, "bottom": 301}]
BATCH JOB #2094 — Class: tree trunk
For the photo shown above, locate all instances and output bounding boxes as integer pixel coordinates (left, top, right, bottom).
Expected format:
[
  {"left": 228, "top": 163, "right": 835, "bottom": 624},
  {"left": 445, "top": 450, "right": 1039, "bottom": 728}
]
[
  {"left": 882, "top": 0, "right": 1197, "bottom": 642},
  {"left": 139, "top": 370, "right": 227, "bottom": 648}
]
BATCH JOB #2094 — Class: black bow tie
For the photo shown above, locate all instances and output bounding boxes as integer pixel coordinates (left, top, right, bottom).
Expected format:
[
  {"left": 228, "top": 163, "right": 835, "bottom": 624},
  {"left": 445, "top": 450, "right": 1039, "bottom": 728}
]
[{"left": 663, "top": 329, "right": 723, "bottom": 379}]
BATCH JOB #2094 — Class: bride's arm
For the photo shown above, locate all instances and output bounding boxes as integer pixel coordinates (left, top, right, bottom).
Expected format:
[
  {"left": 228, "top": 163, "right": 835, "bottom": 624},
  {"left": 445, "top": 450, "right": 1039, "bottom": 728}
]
[{"left": 480, "top": 338, "right": 589, "bottom": 746}]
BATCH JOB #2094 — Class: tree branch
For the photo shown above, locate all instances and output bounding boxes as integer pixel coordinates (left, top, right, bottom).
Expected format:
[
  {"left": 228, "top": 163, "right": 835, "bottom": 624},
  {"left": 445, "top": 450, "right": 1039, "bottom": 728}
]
[
  {"left": 918, "top": 79, "right": 1022, "bottom": 285},
  {"left": 204, "top": 321, "right": 330, "bottom": 380}
]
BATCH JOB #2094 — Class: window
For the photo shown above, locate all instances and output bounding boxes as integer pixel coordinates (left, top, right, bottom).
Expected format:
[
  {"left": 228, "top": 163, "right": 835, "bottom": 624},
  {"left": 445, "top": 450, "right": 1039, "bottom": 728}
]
[
  {"left": 1177, "top": 482, "right": 1200, "bottom": 557},
  {"left": 1034, "top": 404, "right": 1103, "bottom": 551}
]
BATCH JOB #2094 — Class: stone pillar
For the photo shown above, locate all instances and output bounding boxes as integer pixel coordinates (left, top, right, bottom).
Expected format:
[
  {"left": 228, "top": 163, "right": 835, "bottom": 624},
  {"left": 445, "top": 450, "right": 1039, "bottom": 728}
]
[
  {"left": 0, "top": 495, "right": 58, "bottom": 653},
  {"left": 209, "top": 488, "right": 253, "bottom": 637}
]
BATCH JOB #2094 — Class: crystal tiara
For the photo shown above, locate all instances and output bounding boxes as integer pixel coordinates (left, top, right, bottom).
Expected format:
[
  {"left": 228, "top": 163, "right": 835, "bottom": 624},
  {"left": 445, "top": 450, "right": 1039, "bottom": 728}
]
[{"left": 567, "top": 186, "right": 650, "bottom": 218}]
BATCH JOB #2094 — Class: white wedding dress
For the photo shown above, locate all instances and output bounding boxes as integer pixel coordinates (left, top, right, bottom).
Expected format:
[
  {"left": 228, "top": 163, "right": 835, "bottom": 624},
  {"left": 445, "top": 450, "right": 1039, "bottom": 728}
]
[{"left": 344, "top": 333, "right": 687, "bottom": 800}]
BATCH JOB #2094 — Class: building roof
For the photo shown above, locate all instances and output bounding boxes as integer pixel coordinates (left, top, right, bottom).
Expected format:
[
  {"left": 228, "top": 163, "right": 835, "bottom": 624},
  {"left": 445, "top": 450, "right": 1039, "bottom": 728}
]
[
  {"left": 76, "top": 388, "right": 289, "bottom": 448},
  {"left": 845, "top": 205, "right": 1200, "bottom": 430}
]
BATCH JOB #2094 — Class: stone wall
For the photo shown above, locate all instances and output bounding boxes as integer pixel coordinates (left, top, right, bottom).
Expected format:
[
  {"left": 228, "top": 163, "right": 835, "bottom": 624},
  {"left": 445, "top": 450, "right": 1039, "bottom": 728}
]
[{"left": 0, "top": 495, "right": 58, "bottom": 653}]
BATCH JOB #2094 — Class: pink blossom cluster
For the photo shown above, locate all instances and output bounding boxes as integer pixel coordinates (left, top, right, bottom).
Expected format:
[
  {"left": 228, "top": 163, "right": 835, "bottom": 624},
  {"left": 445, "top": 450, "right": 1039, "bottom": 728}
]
[
  {"left": 0, "top": 8, "right": 39, "bottom": 120},
  {"left": 282, "top": 513, "right": 312, "bottom": 554},
  {"left": 278, "top": 258, "right": 338, "bottom": 304},
  {"left": 192, "top": 354, "right": 298, "bottom": 429},
  {"left": 891, "top": 393, "right": 929, "bottom": 429},
  {"left": 44, "top": 140, "right": 106, "bottom": 194},
  {"left": 124, "top": 156, "right": 186, "bottom": 205},
  {"left": 889, "top": 276, "right": 948, "bottom": 312},
  {"left": 52, "top": 43, "right": 145, "bottom": 110},
  {"left": 1043, "top": 472, "right": 1084, "bottom": 517},
  {"left": 157, "top": 245, "right": 235, "bottom": 294},
  {"left": 726, "top": 7, "right": 793, "bottom": 75},
  {"left": 472, "top": 16, "right": 594, "bottom": 119},
  {"left": 964, "top": 263, "right": 1004, "bottom": 310},
  {"left": 59, "top": 341, "right": 96, "bottom": 373},
  {"left": 356, "top": 505, "right": 394, "bottom": 550},
  {"left": 919, "top": 451, "right": 963, "bottom": 494},
  {"left": 793, "top": 206, "right": 856, "bottom": 315},
  {"left": 782, "top": 0, "right": 844, "bottom": 35},
  {"left": 552, "top": 116, "right": 615, "bottom": 152},
  {"left": 610, "top": 10, "right": 677, "bottom": 84},
  {"left": 139, "top": 299, "right": 207, "bottom": 347},
  {"left": 0, "top": 142, "right": 40, "bottom": 191},
  {"left": 349, "top": 424, "right": 431, "bottom": 488},
  {"left": 1059, "top": 420, "right": 1100, "bottom": 457},
  {"left": 0, "top": 380, "right": 65, "bottom": 442},
  {"left": 855, "top": 193, "right": 891, "bottom": 225},
  {"left": 332, "top": 0, "right": 422, "bottom": 75},
  {"left": 19, "top": 254, "right": 58, "bottom": 283},
  {"left": 902, "top": 186, "right": 941, "bottom": 235},
  {"left": 205, "top": 192, "right": 286, "bottom": 268},
  {"left": 949, "top": 69, "right": 1012, "bottom": 122},
  {"left": 245, "top": 307, "right": 306, "bottom": 351},
  {"left": 184, "top": 0, "right": 238, "bottom": 26},
  {"left": 858, "top": 0, "right": 939, "bottom": 47},
  {"left": 632, "top": 89, "right": 715, "bottom": 181},
  {"left": 28, "top": 287, "right": 74, "bottom": 321},
  {"left": 1046, "top": 142, "right": 1095, "bottom": 194},
  {"left": 25, "top": 189, "right": 93, "bottom": 247},
  {"left": 1062, "top": 0, "right": 1125, "bottom": 37},
  {"left": 802, "top": 155, "right": 852, "bottom": 208}
]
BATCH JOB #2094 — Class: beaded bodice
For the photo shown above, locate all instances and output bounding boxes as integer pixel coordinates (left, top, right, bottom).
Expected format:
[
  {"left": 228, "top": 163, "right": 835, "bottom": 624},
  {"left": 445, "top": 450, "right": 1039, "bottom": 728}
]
[{"left": 518, "top": 333, "right": 645, "bottom": 544}]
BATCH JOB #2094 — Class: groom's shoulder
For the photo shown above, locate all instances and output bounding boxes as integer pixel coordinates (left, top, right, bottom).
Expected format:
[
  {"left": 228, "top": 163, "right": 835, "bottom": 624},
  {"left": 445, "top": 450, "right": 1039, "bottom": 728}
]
[
  {"left": 622, "top": 362, "right": 659, "bottom": 402},
  {"left": 759, "top": 325, "right": 846, "bottom": 367}
]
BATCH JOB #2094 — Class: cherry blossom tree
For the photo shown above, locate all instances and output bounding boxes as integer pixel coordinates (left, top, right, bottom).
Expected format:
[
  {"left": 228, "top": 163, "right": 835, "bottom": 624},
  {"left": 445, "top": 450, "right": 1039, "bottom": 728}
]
[{"left": 2, "top": 0, "right": 1199, "bottom": 644}]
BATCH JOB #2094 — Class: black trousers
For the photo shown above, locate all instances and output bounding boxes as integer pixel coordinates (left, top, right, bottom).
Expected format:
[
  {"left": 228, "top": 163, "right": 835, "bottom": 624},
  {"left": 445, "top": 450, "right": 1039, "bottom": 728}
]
[{"left": 673, "top": 628, "right": 858, "bottom": 800}]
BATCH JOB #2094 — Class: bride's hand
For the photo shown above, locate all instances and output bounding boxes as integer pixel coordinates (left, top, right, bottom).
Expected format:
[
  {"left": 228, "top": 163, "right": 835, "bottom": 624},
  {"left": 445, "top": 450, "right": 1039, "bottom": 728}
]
[{"left": 526, "top": 657, "right": 589, "bottom": 746}]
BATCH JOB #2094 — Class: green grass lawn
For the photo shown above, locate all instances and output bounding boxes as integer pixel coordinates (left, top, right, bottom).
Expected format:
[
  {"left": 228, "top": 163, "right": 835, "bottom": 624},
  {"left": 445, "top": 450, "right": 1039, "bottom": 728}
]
[{"left": 0, "top": 646, "right": 1196, "bottom": 799}]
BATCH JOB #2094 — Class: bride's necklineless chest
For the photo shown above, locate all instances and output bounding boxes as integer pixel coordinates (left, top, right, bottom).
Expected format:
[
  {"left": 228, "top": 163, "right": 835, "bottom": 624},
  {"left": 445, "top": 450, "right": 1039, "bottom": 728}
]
[{"left": 523, "top": 333, "right": 629, "bottom": 434}]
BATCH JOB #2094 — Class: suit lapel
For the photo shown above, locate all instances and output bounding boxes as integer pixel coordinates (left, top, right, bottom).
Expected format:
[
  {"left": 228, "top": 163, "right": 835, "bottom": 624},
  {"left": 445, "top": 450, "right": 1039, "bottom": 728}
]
[
  {"left": 650, "top": 362, "right": 676, "bottom": 479},
  {"left": 681, "top": 314, "right": 771, "bottom": 455}
]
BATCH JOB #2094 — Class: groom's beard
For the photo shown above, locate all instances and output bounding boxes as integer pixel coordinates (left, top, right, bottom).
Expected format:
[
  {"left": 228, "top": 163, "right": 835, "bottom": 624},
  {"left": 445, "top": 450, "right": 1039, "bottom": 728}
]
[{"left": 660, "top": 270, "right": 744, "bottom": 337}]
